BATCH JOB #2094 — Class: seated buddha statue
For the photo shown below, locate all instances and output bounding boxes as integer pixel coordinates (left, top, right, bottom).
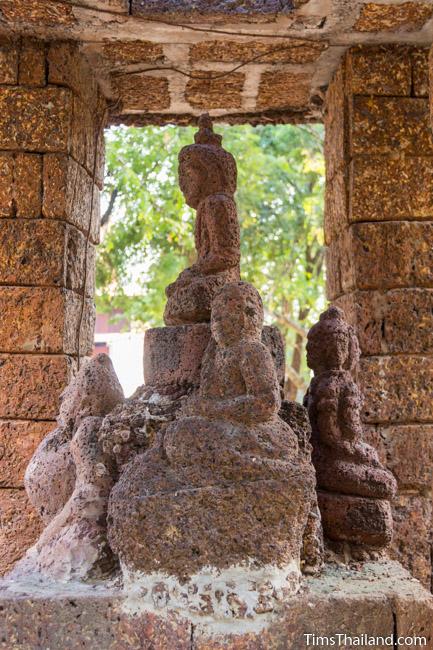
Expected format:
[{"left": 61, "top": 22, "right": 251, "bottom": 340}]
[
  {"left": 108, "top": 282, "right": 317, "bottom": 602},
  {"left": 163, "top": 114, "right": 240, "bottom": 325},
  {"left": 305, "top": 306, "right": 397, "bottom": 549}
]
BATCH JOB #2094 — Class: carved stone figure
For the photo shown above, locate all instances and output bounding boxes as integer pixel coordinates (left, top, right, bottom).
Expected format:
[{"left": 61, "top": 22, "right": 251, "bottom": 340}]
[
  {"left": 163, "top": 114, "right": 240, "bottom": 325},
  {"left": 14, "top": 354, "right": 124, "bottom": 580},
  {"left": 305, "top": 307, "right": 397, "bottom": 549},
  {"left": 108, "top": 282, "right": 317, "bottom": 615}
]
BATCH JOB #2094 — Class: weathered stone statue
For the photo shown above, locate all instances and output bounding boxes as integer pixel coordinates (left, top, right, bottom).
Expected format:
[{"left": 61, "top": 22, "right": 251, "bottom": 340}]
[
  {"left": 14, "top": 354, "right": 124, "bottom": 580},
  {"left": 164, "top": 113, "right": 240, "bottom": 325},
  {"left": 305, "top": 306, "right": 397, "bottom": 550},
  {"left": 108, "top": 282, "right": 317, "bottom": 616}
]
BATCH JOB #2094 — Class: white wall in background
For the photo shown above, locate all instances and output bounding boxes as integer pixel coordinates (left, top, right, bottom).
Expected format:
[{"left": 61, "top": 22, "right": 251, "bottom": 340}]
[{"left": 94, "top": 332, "right": 144, "bottom": 398}]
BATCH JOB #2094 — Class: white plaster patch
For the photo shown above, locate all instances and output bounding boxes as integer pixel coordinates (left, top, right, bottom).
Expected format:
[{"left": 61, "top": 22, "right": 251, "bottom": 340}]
[{"left": 121, "top": 559, "right": 300, "bottom": 634}]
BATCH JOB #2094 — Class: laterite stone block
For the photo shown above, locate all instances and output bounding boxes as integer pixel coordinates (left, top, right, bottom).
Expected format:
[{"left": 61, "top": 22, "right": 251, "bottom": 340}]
[
  {"left": 0, "top": 87, "right": 72, "bottom": 151},
  {"left": 380, "top": 424, "right": 433, "bottom": 491},
  {"left": 347, "top": 46, "right": 411, "bottom": 96},
  {"left": 18, "top": 39, "right": 46, "bottom": 86},
  {"left": 0, "top": 353, "right": 76, "bottom": 419},
  {"left": 335, "top": 289, "right": 433, "bottom": 356},
  {"left": 0, "top": 220, "right": 95, "bottom": 295},
  {"left": 43, "top": 154, "right": 100, "bottom": 244},
  {"left": 350, "top": 157, "right": 433, "bottom": 222},
  {"left": 360, "top": 355, "right": 433, "bottom": 424},
  {"left": 0, "top": 489, "right": 43, "bottom": 576},
  {"left": 349, "top": 222, "right": 433, "bottom": 291},
  {"left": 0, "top": 420, "right": 52, "bottom": 488},
  {"left": 351, "top": 96, "right": 433, "bottom": 156},
  {"left": 390, "top": 494, "right": 432, "bottom": 589},
  {"left": 0, "top": 287, "right": 95, "bottom": 355}
]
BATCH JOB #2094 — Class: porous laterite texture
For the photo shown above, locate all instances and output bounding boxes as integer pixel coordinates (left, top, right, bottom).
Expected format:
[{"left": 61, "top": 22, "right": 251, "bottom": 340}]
[
  {"left": 325, "top": 44, "right": 433, "bottom": 583},
  {"left": 185, "top": 73, "right": 244, "bottom": 110},
  {"left": 112, "top": 74, "right": 170, "bottom": 112},
  {"left": 0, "top": 36, "right": 104, "bottom": 575},
  {"left": 0, "top": 490, "right": 43, "bottom": 576},
  {"left": 354, "top": 2, "right": 433, "bottom": 32},
  {"left": 190, "top": 39, "right": 327, "bottom": 65}
]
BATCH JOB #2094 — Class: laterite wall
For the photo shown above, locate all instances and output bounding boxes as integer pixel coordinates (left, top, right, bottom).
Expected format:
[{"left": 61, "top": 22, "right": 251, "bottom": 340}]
[
  {"left": 0, "top": 37, "right": 105, "bottom": 574},
  {"left": 325, "top": 45, "right": 433, "bottom": 588}
]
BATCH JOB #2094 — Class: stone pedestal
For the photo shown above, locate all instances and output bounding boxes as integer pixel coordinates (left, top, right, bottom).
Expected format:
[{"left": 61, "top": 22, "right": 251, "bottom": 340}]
[
  {"left": 144, "top": 323, "right": 286, "bottom": 391},
  {"left": 1, "top": 561, "right": 432, "bottom": 649}
]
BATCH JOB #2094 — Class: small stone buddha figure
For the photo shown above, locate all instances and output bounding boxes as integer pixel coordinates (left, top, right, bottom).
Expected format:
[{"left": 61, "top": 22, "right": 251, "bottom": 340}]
[
  {"left": 25, "top": 354, "right": 124, "bottom": 525},
  {"left": 108, "top": 283, "right": 316, "bottom": 615},
  {"left": 163, "top": 114, "right": 240, "bottom": 325},
  {"left": 14, "top": 354, "right": 124, "bottom": 581},
  {"left": 305, "top": 307, "right": 397, "bottom": 550}
]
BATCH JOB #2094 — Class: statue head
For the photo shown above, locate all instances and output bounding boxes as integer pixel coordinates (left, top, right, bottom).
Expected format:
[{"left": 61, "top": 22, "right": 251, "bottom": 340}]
[
  {"left": 178, "top": 114, "right": 237, "bottom": 209},
  {"left": 306, "top": 306, "right": 360, "bottom": 374},
  {"left": 58, "top": 353, "right": 124, "bottom": 429},
  {"left": 211, "top": 281, "right": 264, "bottom": 347}
]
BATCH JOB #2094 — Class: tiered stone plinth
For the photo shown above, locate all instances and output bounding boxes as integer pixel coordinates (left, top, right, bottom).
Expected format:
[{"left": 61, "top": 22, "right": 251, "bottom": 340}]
[
  {"left": 1, "top": 562, "right": 432, "bottom": 649},
  {"left": 143, "top": 323, "right": 286, "bottom": 392}
]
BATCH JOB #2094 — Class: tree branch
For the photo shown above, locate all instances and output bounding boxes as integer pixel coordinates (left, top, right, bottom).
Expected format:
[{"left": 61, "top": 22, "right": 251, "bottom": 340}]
[{"left": 101, "top": 188, "right": 119, "bottom": 227}]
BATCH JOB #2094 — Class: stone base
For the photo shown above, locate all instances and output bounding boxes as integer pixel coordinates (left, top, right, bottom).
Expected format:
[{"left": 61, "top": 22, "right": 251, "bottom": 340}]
[
  {"left": 143, "top": 323, "right": 286, "bottom": 391},
  {"left": 1, "top": 561, "right": 432, "bottom": 649}
]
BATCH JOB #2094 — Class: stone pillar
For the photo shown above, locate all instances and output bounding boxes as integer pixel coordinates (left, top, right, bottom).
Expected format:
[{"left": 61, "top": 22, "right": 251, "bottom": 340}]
[
  {"left": 0, "top": 37, "right": 105, "bottom": 574},
  {"left": 324, "top": 45, "right": 433, "bottom": 588}
]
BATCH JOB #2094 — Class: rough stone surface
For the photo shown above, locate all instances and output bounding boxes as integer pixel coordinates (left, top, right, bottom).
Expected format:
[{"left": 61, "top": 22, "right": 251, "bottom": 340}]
[
  {"left": 0, "top": 490, "right": 42, "bottom": 576},
  {"left": 0, "top": 153, "right": 42, "bottom": 218},
  {"left": 48, "top": 41, "right": 99, "bottom": 113},
  {"left": 0, "top": 420, "right": 52, "bottom": 488},
  {"left": 0, "top": 87, "right": 72, "bottom": 151},
  {"left": 0, "top": 0, "right": 76, "bottom": 26},
  {"left": 305, "top": 307, "right": 396, "bottom": 549},
  {"left": 25, "top": 354, "right": 124, "bottom": 526},
  {"left": 103, "top": 40, "right": 165, "bottom": 65},
  {"left": 185, "top": 73, "right": 244, "bottom": 110},
  {"left": 350, "top": 156, "right": 433, "bottom": 222},
  {"left": 347, "top": 45, "right": 412, "bottom": 96},
  {"left": 0, "top": 38, "right": 17, "bottom": 84},
  {"left": 354, "top": 2, "right": 433, "bottom": 32},
  {"left": 43, "top": 154, "right": 100, "bottom": 244},
  {"left": 0, "top": 220, "right": 95, "bottom": 295},
  {"left": 360, "top": 355, "right": 433, "bottom": 424},
  {"left": 144, "top": 322, "right": 211, "bottom": 391},
  {"left": 0, "top": 36, "right": 104, "bottom": 577},
  {"left": 335, "top": 289, "right": 433, "bottom": 356},
  {"left": 164, "top": 115, "right": 241, "bottom": 325},
  {"left": 18, "top": 39, "right": 45, "bottom": 86},
  {"left": 190, "top": 39, "right": 327, "bottom": 64},
  {"left": 257, "top": 71, "right": 311, "bottom": 109},
  {"left": 381, "top": 424, "right": 433, "bottom": 492},
  {"left": 0, "top": 354, "right": 78, "bottom": 421},
  {"left": 112, "top": 74, "right": 170, "bottom": 112},
  {"left": 412, "top": 48, "right": 429, "bottom": 97},
  {"left": 390, "top": 494, "right": 433, "bottom": 589},
  {"left": 144, "top": 323, "right": 286, "bottom": 392},
  {"left": 324, "top": 34, "right": 433, "bottom": 590},
  {"left": 318, "top": 492, "right": 393, "bottom": 548},
  {"left": 349, "top": 221, "right": 433, "bottom": 291},
  {"left": 16, "top": 355, "right": 124, "bottom": 581},
  {"left": 109, "top": 282, "right": 317, "bottom": 582},
  {"left": 351, "top": 96, "right": 433, "bottom": 156},
  {"left": 0, "top": 562, "right": 432, "bottom": 648}
]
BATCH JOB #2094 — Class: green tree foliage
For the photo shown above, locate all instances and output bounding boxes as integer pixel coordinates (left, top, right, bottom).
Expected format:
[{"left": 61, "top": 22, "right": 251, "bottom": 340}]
[{"left": 97, "top": 123, "right": 325, "bottom": 397}]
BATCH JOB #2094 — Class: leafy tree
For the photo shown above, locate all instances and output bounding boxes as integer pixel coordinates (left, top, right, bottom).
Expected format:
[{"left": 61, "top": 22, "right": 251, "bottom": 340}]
[{"left": 97, "top": 123, "right": 325, "bottom": 398}]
